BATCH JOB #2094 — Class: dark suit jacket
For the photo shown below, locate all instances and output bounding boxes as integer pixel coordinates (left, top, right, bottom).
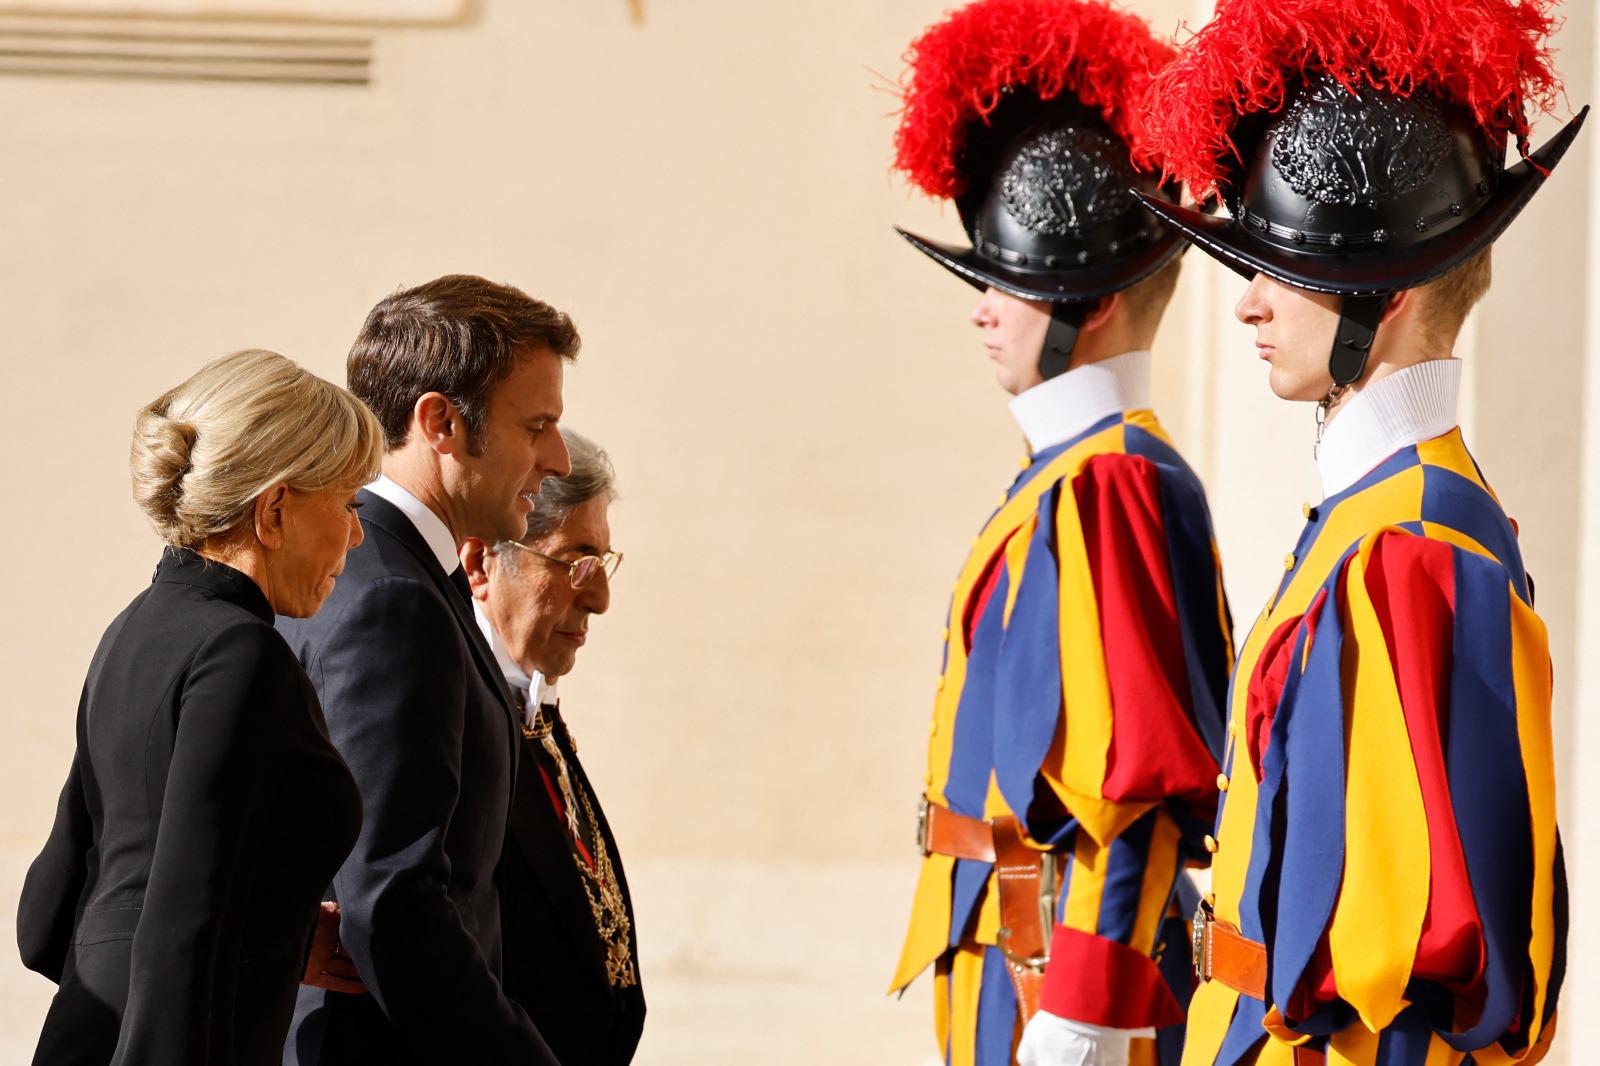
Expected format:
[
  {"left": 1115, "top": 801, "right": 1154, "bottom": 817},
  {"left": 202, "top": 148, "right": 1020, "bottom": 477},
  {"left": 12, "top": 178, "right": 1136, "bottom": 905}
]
[
  {"left": 18, "top": 548, "right": 361, "bottom": 1066},
  {"left": 277, "top": 489, "right": 557, "bottom": 1066},
  {"left": 501, "top": 711, "right": 645, "bottom": 1065}
]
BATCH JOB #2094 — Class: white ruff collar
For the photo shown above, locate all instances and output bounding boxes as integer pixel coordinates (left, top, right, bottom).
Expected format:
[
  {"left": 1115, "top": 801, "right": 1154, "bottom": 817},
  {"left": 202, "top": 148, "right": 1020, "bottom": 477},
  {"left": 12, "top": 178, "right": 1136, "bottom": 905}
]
[
  {"left": 1008, "top": 349, "right": 1152, "bottom": 453},
  {"left": 1318, "top": 358, "right": 1462, "bottom": 498}
]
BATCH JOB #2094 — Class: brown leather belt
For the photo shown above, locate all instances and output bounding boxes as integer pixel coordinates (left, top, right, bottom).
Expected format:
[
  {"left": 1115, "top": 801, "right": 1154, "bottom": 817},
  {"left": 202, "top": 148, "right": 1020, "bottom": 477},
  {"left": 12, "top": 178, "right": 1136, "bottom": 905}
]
[
  {"left": 918, "top": 799, "right": 1053, "bottom": 1023},
  {"left": 918, "top": 796, "right": 996, "bottom": 862},
  {"left": 1191, "top": 898, "right": 1267, "bottom": 1000},
  {"left": 1192, "top": 902, "right": 1325, "bottom": 1064}
]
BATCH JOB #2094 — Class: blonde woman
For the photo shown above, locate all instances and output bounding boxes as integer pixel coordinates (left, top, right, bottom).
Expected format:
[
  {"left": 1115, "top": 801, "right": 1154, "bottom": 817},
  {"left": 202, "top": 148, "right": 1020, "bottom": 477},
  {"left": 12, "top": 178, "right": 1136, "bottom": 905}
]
[{"left": 18, "top": 350, "right": 382, "bottom": 1066}]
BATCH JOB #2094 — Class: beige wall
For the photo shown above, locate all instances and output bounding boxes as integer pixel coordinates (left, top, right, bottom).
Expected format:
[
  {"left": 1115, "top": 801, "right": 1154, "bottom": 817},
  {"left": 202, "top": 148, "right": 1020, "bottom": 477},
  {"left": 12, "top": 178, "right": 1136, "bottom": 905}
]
[{"left": 0, "top": 2, "right": 1593, "bottom": 1063}]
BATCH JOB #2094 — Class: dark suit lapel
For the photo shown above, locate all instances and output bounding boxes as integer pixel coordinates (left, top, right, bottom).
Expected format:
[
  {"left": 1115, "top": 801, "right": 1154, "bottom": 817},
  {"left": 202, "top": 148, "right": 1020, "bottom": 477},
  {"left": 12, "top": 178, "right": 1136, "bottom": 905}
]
[
  {"left": 356, "top": 490, "right": 522, "bottom": 786},
  {"left": 508, "top": 733, "right": 613, "bottom": 987}
]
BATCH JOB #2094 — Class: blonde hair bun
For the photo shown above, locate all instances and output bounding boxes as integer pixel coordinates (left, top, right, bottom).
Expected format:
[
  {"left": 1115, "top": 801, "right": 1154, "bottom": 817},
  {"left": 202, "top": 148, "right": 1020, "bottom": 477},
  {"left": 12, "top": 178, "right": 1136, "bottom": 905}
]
[
  {"left": 130, "top": 408, "right": 202, "bottom": 546},
  {"left": 129, "top": 349, "right": 384, "bottom": 550}
]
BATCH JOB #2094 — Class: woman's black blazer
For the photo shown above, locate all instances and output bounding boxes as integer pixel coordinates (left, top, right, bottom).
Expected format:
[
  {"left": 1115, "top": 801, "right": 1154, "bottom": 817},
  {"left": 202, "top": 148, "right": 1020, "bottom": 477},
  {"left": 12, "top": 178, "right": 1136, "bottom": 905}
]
[{"left": 17, "top": 548, "right": 362, "bottom": 1066}]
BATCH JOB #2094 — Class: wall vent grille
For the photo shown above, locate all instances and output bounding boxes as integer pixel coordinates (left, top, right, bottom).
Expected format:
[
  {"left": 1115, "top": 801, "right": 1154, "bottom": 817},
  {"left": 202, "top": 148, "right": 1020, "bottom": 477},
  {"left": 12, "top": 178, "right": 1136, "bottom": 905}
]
[{"left": 0, "top": 18, "right": 371, "bottom": 84}]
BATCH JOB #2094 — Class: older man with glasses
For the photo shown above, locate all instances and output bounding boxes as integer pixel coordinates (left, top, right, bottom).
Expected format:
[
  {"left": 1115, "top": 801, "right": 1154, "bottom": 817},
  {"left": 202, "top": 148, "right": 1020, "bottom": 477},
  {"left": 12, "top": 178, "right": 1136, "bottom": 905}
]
[{"left": 459, "top": 427, "right": 643, "bottom": 1066}]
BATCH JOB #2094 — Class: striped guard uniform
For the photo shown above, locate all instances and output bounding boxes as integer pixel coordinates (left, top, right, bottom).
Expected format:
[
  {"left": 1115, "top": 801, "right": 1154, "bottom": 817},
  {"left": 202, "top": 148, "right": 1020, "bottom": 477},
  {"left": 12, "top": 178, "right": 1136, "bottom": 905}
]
[
  {"left": 1184, "top": 360, "right": 1566, "bottom": 1066},
  {"left": 892, "top": 351, "right": 1234, "bottom": 1066}
]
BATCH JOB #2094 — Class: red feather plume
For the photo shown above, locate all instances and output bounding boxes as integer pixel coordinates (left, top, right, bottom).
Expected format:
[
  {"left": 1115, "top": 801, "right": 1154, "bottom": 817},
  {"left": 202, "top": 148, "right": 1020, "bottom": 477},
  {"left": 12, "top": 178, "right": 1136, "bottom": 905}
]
[
  {"left": 1141, "top": 0, "right": 1564, "bottom": 198},
  {"left": 893, "top": 0, "right": 1178, "bottom": 199}
]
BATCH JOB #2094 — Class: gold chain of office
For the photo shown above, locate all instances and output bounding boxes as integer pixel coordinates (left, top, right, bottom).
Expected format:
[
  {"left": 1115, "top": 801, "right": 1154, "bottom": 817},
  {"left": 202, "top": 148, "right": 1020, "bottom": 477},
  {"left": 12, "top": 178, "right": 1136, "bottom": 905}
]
[{"left": 529, "top": 711, "right": 638, "bottom": 989}]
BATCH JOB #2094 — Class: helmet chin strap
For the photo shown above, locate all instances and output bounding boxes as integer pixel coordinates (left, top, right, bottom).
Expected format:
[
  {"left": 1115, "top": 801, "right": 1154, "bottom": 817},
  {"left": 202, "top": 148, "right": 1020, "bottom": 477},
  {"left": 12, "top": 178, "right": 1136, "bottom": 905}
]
[
  {"left": 1315, "top": 293, "right": 1391, "bottom": 455},
  {"left": 1037, "top": 302, "right": 1091, "bottom": 382}
]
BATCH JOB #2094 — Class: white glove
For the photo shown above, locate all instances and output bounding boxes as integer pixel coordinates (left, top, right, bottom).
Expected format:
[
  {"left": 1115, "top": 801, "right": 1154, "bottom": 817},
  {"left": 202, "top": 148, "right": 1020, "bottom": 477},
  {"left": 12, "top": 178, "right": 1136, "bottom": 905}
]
[{"left": 1015, "top": 1011, "right": 1154, "bottom": 1066}]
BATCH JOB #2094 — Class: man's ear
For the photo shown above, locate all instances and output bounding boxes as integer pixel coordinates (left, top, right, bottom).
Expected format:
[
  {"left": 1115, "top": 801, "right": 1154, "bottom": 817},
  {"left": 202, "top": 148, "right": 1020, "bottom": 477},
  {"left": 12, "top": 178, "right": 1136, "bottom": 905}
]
[
  {"left": 413, "top": 392, "right": 466, "bottom": 456},
  {"left": 254, "top": 483, "right": 290, "bottom": 551},
  {"left": 1381, "top": 288, "right": 1413, "bottom": 325},
  {"left": 1082, "top": 292, "right": 1121, "bottom": 333},
  {"left": 460, "top": 537, "right": 493, "bottom": 601}
]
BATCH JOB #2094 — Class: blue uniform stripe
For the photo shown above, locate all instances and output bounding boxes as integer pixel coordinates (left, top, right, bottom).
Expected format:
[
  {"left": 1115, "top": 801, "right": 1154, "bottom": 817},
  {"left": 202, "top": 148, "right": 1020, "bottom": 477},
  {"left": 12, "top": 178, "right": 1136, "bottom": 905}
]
[
  {"left": 1374, "top": 1006, "right": 1435, "bottom": 1064},
  {"left": 1096, "top": 809, "right": 1158, "bottom": 943},
  {"left": 1215, "top": 988, "right": 1268, "bottom": 1066},
  {"left": 946, "top": 570, "right": 1009, "bottom": 948},
  {"left": 1439, "top": 550, "right": 1533, "bottom": 1052},
  {"left": 946, "top": 568, "right": 1010, "bottom": 818},
  {"left": 949, "top": 858, "right": 992, "bottom": 947},
  {"left": 1420, "top": 465, "right": 1529, "bottom": 602},
  {"left": 1251, "top": 566, "right": 1350, "bottom": 1012},
  {"left": 975, "top": 947, "right": 1019, "bottom": 1066},
  {"left": 993, "top": 483, "right": 1066, "bottom": 831},
  {"left": 1009, "top": 412, "right": 1125, "bottom": 496}
]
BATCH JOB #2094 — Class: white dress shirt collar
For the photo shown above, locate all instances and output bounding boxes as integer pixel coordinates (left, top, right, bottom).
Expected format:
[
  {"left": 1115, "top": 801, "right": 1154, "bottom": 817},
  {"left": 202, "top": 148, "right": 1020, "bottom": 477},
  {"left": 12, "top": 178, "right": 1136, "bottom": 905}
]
[
  {"left": 530, "top": 672, "right": 559, "bottom": 710},
  {"left": 366, "top": 474, "right": 460, "bottom": 576},
  {"left": 472, "top": 601, "right": 558, "bottom": 724},
  {"left": 1317, "top": 358, "right": 1462, "bottom": 499},
  {"left": 1008, "top": 350, "right": 1152, "bottom": 454},
  {"left": 473, "top": 600, "right": 529, "bottom": 692}
]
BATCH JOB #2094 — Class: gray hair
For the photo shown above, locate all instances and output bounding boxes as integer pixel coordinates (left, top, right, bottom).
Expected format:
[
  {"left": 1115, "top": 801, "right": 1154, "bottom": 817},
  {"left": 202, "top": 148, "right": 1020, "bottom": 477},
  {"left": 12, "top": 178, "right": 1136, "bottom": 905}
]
[{"left": 496, "top": 426, "right": 616, "bottom": 553}]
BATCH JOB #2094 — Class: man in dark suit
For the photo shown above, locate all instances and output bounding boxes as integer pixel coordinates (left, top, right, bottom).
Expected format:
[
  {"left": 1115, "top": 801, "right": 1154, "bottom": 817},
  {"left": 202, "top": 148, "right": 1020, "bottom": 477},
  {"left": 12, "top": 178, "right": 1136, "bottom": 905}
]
[
  {"left": 278, "top": 275, "right": 576, "bottom": 1066},
  {"left": 460, "top": 427, "right": 644, "bottom": 1065}
]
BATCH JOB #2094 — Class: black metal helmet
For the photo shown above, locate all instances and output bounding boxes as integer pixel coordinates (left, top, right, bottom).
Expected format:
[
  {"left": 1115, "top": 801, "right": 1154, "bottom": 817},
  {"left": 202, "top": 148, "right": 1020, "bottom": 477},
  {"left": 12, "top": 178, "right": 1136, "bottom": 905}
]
[
  {"left": 899, "top": 93, "right": 1185, "bottom": 305},
  {"left": 891, "top": 0, "right": 1188, "bottom": 377},
  {"left": 1140, "top": 72, "right": 1587, "bottom": 298},
  {"left": 1137, "top": 0, "right": 1584, "bottom": 389}
]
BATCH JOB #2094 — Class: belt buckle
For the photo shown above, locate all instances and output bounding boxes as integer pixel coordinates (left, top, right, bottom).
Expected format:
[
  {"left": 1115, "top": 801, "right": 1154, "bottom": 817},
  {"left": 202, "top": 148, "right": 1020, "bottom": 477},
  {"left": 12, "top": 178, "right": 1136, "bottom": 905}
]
[
  {"left": 916, "top": 796, "right": 931, "bottom": 856},
  {"left": 1191, "top": 897, "right": 1213, "bottom": 982}
]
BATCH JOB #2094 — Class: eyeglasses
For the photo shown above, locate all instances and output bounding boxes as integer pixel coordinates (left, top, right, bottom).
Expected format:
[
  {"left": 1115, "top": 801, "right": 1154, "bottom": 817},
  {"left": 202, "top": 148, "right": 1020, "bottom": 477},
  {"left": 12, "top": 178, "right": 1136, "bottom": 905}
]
[{"left": 504, "top": 542, "right": 623, "bottom": 589}]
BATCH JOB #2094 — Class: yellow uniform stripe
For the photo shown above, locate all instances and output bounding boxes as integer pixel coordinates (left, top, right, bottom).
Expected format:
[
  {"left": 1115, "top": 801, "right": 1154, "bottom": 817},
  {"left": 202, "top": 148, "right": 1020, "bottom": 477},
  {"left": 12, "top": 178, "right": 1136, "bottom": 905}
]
[
  {"left": 1130, "top": 811, "right": 1183, "bottom": 955},
  {"left": 1510, "top": 596, "right": 1556, "bottom": 1052},
  {"left": 1180, "top": 981, "right": 1240, "bottom": 1066},
  {"left": 1062, "top": 826, "right": 1111, "bottom": 934},
  {"left": 891, "top": 854, "right": 956, "bottom": 991},
  {"left": 1418, "top": 520, "right": 1492, "bottom": 560},
  {"left": 943, "top": 944, "right": 986, "bottom": 1066},
  {"left": 927, "top": 422, "right": 1124, "bottom": 805},
  {"left": 1327, "top": 1022, "right": 1382, "bottom": 1066},
  {"left": 1328, "top": 537, "right": 1431, "bottom": 1033},
  {"left": 1424, "top": 1035, "right": 1467, "bottom": 1066},
  {"left": 1415, "top": 434, "right": 1493, "bottom": 498},
  {"left": 1001, "top": 516, "right": 1035, "bottom": 626},
  {"left": 1044, "top": 440, "right": 1157, "bottom": 847}
]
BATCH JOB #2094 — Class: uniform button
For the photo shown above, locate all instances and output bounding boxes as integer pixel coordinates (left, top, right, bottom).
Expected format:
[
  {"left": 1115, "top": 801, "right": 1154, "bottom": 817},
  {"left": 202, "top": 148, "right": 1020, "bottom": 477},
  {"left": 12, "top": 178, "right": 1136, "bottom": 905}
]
[
  {"left": 1228, "top": 721, "right": 1238, "bottom": 737},
  {"left": 1216, "top": 773, "right": 1230, "bottom": 792},
  {"left": 1283, "top": 553, "right": 1296, "bottom": 571},
  {"left": 1019, "top": 456, "right": 1031, "bottom": 470},
  {"left": 972, "top": 536, "right": 981, "bottom": 547},
  {"left": 1204, "top": 834, "right": 1219, "bottom": 854},
  {"left": 997, "top": 494, "right": 1008, "bottom": 507},
  {"left": 935, "top": 676, "right": 946, "bottom": 691},
  {"left": 1205, "top": 892, "right": 1217, "bottom": 906},
  {"left": 1301, "top": 501, "right": 1313, "bottom": 519},
  {"left": 940, "top": 627, "right": 950, "bottom": 641}
]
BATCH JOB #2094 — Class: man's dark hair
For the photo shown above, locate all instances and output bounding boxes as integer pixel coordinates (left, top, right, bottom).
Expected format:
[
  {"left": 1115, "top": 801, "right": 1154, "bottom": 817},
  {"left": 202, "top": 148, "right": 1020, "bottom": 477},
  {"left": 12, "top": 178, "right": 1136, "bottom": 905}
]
[{"left": 348, "top": 274, "right": 580, "bottom": 452}]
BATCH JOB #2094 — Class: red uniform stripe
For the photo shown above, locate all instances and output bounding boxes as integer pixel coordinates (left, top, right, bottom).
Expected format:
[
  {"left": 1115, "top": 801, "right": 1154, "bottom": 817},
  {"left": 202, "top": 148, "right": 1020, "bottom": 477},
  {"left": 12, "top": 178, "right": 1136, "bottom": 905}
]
[
  {"left": 1076, "top": 454, "right": 1217, "bottom": 805},
  {"left": 1364, "top": 535, "right": 1486, "bottom": 1000}
]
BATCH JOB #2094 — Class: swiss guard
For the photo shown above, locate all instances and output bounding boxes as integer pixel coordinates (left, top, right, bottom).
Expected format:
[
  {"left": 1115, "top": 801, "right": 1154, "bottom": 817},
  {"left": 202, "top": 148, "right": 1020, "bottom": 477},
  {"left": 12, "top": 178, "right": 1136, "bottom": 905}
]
[
  {"left": 885, "top": 2, "right": 1235, "bottom": 1065},
  {"left": 1136, "top": 0, "right": 1581, "bottom": 1063}
]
